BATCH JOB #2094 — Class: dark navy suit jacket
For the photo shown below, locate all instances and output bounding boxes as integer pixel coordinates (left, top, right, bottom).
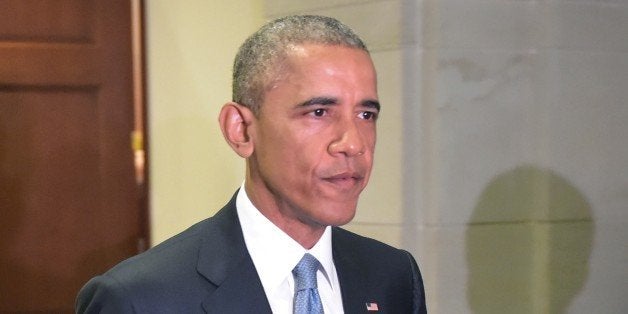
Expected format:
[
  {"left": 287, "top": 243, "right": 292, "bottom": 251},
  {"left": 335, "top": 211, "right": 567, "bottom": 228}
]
[{"left": 76, "top": 192, "right": 427, "bottom": 313}]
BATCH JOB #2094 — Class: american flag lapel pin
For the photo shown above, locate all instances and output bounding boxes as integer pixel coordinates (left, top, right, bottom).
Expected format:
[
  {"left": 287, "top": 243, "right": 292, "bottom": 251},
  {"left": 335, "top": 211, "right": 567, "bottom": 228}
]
[{"left": 366, "top": 302, "right": 379, "bottom": 311}]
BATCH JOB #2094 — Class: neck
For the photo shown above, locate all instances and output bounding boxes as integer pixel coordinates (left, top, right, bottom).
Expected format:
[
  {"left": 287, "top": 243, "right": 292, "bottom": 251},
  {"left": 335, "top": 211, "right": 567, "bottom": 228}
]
[
  {"left": 244, "top": 180, "right": 326, "bottom": 249},
  {"left": 282, "top": 223, "right": 326, "bottom": 249}
]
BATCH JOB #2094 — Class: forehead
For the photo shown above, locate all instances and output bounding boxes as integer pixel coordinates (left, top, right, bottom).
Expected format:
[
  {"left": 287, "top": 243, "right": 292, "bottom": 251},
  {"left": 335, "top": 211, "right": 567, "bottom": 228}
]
[
  {"left": 285, "top": 44, "right": 374, "bottom": 74},
  {"left": 265, "top": 44, "right": 377, "bottom": 93}
]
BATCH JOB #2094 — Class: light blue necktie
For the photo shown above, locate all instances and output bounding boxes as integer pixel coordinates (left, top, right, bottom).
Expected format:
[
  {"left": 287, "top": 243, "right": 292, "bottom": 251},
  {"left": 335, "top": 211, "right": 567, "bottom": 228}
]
[{"left": 293, "top": 253, "right": 324, "bottom": 314}]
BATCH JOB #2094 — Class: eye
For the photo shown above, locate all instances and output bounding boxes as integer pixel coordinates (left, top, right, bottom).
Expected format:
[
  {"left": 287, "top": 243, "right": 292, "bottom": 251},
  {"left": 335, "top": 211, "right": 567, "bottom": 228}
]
[
  {"left": 311, "top": 108, "right": 327, "bottom": 117},
  {"left": 359, "top": 111, "right": 378, "bottom": 120}
]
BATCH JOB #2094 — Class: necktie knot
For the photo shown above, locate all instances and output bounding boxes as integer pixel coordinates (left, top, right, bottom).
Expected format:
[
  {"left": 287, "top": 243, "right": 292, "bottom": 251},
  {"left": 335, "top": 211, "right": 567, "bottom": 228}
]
[
  {"left": 292, "top": 253, "right": 321, "bottom": 291},
  {"left": 293, "top": 253, "right": 324, "bottom": 313}
]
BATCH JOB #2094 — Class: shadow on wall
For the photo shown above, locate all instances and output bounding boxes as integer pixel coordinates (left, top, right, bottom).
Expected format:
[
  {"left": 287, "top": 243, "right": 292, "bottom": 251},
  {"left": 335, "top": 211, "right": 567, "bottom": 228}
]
[{"left": 466, "top": 165, "right": 594, "bottom": 314}]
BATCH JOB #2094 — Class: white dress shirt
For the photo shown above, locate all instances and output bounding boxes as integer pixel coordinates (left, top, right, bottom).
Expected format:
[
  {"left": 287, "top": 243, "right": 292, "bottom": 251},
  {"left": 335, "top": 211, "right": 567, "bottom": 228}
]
[{"left": 236, "top": 186, "right": 345, "bottom": 313}]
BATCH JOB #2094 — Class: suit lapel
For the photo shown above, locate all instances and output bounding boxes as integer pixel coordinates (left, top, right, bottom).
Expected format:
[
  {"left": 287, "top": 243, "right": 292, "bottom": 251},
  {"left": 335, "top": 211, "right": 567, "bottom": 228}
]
[
  {"left": 195, "top": 193, "right": 272, "bottom": 314},
  {"left": 200, "top": 256, "right": 271, "bottom": 313},
  {"left": 332, "top": 228, "right": 371, "bottom": 313}
]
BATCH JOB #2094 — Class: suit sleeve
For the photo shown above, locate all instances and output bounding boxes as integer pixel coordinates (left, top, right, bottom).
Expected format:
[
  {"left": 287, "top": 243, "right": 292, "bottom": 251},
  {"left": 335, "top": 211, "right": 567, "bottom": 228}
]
[
  {"left": 75, "top": 275, "right": 136, "bottom": 314},
  {"left": 404, "top": 250, "right": 427, "bottom": 314}
]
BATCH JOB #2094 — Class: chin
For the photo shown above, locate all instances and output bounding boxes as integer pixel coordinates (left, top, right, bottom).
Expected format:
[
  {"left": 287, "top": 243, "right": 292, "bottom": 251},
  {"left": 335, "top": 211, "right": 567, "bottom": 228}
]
[
  {"left": 329, "top": 215, "right": 355, "bottom": 227},
  {"left": 320, "top": 204, "right": 357, "bottom": 227}
]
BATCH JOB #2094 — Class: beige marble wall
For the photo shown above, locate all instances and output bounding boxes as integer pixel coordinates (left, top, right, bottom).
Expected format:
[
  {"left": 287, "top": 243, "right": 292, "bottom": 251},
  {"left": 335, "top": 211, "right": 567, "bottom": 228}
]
[{"left": 419, "top": 1, "right": 627, "bottom": 313}]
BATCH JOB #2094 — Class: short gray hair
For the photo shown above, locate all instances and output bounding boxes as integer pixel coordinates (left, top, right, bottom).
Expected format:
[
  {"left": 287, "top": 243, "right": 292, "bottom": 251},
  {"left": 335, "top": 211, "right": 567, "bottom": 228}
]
[{"left": 232, "top": 15, "right": 368, "bottom": 114}]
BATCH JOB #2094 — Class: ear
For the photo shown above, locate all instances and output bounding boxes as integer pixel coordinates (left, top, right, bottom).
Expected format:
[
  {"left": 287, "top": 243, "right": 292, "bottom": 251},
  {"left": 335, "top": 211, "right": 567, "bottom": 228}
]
[{"left": 218, "top": 102, "right": 256, "bottom": 158}]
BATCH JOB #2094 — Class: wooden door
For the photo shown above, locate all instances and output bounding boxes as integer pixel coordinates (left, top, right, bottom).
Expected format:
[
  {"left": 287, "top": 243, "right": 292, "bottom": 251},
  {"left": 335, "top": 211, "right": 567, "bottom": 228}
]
[{"left": 0, "top": 0, "right": 148, "bottom": 312}]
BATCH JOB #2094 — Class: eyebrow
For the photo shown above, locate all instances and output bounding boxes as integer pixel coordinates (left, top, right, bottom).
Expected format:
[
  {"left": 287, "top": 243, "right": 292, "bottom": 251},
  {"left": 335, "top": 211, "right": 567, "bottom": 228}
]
[
  {"left": 297, "top": 97, "right": 338, "bottom": 108},
  {"left": 296, "top": 97, "right": 381, "bottom": 112},
  {"left": 362, "top": 99, "right": 381, "bottom": 112}
]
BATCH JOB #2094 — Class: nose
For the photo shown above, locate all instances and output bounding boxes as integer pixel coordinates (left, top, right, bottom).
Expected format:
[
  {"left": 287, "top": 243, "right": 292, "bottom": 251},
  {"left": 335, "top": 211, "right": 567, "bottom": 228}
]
[{"left": 328, "top": 120, "right": 366, "bottom": 157}]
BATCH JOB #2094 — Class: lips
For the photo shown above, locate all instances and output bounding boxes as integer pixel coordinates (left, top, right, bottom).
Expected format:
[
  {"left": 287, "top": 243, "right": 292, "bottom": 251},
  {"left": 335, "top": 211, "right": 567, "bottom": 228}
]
[
  {"left": 326, "top": 171, "right": 362, "bottom": 180},
  {"left": 321, "top": 171, "right": 364, "bottom": 190}
]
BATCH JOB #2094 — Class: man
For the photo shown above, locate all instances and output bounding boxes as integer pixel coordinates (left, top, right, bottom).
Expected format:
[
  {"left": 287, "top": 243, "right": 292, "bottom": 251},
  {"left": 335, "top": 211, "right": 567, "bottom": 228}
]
[{"left": 77, "top": 15, "right": 427, "bottom": 313}]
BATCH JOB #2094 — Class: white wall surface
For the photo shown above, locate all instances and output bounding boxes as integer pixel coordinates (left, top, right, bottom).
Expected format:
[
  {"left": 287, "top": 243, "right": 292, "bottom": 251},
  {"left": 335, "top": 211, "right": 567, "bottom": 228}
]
[{"left": 146, "top": 1, "right": 263, "bottom": 244}]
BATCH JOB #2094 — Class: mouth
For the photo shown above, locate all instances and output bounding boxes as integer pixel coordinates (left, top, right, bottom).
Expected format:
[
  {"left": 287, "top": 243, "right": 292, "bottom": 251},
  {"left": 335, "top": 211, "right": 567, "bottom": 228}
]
[{"left": 321, "top": 171, "right": 364, "bottom": 190}]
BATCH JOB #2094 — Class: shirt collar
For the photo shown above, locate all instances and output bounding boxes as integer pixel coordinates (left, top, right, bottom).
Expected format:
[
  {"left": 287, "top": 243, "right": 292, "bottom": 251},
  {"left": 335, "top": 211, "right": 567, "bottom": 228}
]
[{"left": 236, "top": 184, "right": 336, "bottom": 292}]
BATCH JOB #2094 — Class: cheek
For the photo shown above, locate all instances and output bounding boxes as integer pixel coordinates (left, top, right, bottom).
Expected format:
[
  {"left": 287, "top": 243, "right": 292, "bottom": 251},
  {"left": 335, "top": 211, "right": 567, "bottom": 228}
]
[
  {"left": 287, "top": 143, "right": 325, "bottom": 181},
  {"left": 259, "top": 133, "right": 317, "bottom": 180},
  {"left": 289, "top": 128, "right": 330, "bottom": 161}
]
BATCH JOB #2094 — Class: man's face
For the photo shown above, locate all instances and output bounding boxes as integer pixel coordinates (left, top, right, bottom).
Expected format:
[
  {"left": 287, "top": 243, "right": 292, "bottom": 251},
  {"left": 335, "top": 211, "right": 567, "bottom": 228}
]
[{"left": 246, "top": 44, "right": 379, "bottom": 231}]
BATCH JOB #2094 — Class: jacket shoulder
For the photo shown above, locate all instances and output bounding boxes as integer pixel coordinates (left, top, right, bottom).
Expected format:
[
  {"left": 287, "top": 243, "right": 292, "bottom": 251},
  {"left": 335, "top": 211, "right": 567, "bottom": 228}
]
[
  {"left": 76, "top": 194, "right": 242, "bottom": 313},
  {"left": 332, "top": 227, "right": 409, "bottom": 257},
  {"left": 76, "top": 218, "right": 215, "bottom": 313}
]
